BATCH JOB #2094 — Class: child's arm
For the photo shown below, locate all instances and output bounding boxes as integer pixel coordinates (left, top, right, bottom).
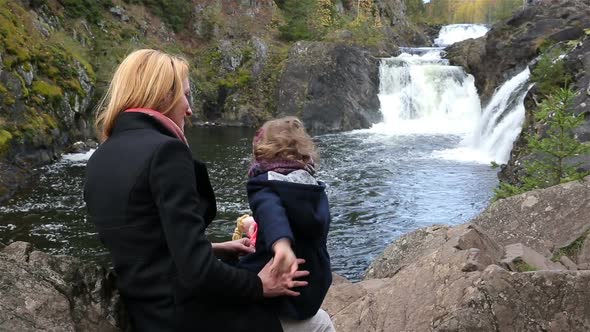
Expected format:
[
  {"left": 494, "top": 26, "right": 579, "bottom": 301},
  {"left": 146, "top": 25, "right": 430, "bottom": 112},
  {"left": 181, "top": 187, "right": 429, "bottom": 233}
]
[
  {"left": 247, "top": 181, "right": 297, "bottom": 275},
  {"left": 271, "top": 238, "right": 298, "bottom": 276}
]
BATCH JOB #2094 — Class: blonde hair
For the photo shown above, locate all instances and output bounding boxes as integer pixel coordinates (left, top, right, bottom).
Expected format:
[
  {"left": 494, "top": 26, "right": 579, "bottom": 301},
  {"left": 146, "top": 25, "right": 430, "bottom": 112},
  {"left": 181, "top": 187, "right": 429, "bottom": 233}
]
[
  {"left": 95, "top": 49, "right": 189, "bottom": 141},
  {"left": 253, "top": 116, "right": 318, "bottom": 163}
]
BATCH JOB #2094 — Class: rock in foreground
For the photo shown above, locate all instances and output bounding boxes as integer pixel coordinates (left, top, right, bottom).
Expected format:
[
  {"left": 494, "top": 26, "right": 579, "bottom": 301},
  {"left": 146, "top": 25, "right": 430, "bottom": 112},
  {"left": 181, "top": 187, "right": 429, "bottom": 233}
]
[
  {"left": 323, "top": 176, "right": 590, "bottom": 331},
  {"left": 0, "top": 242, "right": 125, "bottom": 331}
]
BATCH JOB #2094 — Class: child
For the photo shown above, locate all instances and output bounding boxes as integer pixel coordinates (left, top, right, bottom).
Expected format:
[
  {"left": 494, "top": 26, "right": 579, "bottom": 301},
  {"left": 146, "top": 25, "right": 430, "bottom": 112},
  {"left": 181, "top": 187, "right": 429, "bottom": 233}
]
[{"left": 237, "top": 116, "right": 333, "bottom": 324}]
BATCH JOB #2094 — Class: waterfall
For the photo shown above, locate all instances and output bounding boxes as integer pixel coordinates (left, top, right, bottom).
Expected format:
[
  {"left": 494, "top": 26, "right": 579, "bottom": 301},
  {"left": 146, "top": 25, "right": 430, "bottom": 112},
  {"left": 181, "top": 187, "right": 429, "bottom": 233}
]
[
  {"left": 433, "top": 68, "right": 532, "bottom": 164},
  {"left": 467, "top": 68, "right": 533, "bottom": 163},
  {"left": 372, "top": 24, "right": 532, "bottom": 165},
  {"left": 434, "top": 24, "right": 489, "bottom": 47},
  {"left": 370, "top": 50, "right": 481, "bottom": 135}
]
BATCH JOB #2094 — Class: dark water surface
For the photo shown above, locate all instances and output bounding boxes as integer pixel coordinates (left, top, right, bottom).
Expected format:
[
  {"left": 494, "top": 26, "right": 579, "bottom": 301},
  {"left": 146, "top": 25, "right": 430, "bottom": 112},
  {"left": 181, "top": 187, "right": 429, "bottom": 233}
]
[{"left": 0, "top": 127, "right": 498, "bottom": 280}]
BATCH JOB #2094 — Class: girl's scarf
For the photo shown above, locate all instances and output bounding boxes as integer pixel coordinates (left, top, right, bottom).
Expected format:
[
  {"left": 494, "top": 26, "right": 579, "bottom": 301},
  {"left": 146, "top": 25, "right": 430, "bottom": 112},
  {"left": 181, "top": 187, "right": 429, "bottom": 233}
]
[
  {"left": 125, "top": 108, "right": 188, "bottom": 146},
  {"left": 248, "top": 158, "right": 315, "bottom": 178}
]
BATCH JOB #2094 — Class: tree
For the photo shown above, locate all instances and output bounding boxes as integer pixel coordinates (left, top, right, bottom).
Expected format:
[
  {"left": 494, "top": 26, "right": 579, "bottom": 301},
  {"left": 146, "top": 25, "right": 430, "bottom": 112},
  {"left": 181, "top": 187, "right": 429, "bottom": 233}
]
[
  {"left": 278, "top": 0, "right": 315, "bottom": 41},
  {"left": 522, "top": 88, "right": 590, "bottom": 187},
  {"left": 406, "top": 0, "right": 425, "bottom": 21},
  {"left": 422, "top": 0, "right": 523, "bottom": 24},
  {"left": 531, "top": 47, "right": 573, "bottom": 97},
  {"left": 494, "top": 87, "right": 590, "bottom": 199}
]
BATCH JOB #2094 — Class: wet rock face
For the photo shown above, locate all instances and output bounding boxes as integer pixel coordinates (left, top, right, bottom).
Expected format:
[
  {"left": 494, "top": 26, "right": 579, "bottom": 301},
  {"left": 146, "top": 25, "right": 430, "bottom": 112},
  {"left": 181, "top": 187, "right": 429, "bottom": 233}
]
[
  {"left": 277, "top": 42, "right": 382, "bottom": 134},
  {"left": 0, "top": 242, "right": 126, "bottom": 331}
]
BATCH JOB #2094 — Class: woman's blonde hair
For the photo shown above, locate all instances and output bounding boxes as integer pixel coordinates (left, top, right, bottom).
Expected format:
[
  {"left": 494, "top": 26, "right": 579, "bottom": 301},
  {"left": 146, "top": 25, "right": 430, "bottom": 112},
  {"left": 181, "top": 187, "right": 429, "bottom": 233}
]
[
  {"left": 253, "top": 116, "right": 318, "bottom": 163},
  {"left": 95, "top": 49, "right": 189, "bottom": 141}
]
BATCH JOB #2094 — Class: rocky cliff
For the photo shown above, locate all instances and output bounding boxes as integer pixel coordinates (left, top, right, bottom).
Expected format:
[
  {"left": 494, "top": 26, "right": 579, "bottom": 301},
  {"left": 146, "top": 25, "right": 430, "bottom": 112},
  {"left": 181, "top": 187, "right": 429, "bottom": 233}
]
[
  {"left": 0, "top": 0, "right": 428, "bottom": 202},
  {"left": 276, "top": 42, "right": 382, "bottom": 134}
]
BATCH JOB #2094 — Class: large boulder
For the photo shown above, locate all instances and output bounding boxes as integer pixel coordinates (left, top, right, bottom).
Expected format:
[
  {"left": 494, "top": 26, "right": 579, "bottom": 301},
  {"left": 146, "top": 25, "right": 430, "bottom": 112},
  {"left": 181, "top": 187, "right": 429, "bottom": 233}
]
[
  {"left": 276, "top": 42, "right": 382, "bottom": 134},
  {"left": 446, "top": 0, "right": 590, "bottom": 104},
  {"left": 0, "top": 242, "right": 126, "bottom": 331},
  {"left": 324, "top": 223, "right": 590, "bottom": 331},
  {"left": 323, "top": 177, "right": 590, "bottom": 331},
  {"left": 473, "top": 176, "right": 590, "bottom": 256}
]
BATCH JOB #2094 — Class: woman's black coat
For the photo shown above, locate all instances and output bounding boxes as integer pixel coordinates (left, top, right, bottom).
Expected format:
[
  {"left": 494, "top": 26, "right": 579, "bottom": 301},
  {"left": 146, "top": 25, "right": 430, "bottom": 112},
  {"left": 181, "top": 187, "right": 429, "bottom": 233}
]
[{"left": 84, "top": 112, "right": 282, "bottom": 332}]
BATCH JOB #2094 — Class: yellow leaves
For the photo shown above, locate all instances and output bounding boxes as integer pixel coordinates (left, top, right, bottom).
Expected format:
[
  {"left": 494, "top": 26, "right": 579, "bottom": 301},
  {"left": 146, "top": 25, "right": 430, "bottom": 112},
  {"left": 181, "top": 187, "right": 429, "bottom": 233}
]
[
  {"left": 423, "top": 0, "right": 523, "bottom": 24},
  {"left": 316, "top": 0, "right": 334, "bottom": 28},
  {"left": 352, "top": 0, "right": 382, "bottom": 28}
]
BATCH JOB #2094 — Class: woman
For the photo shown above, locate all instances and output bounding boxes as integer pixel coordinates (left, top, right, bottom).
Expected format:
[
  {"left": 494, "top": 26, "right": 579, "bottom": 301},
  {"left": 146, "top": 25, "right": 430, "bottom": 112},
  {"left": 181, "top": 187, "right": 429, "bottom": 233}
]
[{"left": 83, "top": 49, "right": 310, "bottom": 332}]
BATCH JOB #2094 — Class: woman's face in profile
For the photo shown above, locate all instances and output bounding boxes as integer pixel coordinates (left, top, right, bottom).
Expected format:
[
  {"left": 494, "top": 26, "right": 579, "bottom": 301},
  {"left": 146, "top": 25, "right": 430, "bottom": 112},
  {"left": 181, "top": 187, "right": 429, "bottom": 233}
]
[{"left": 168, "top": 78, "right": 193, "bottom": 130}]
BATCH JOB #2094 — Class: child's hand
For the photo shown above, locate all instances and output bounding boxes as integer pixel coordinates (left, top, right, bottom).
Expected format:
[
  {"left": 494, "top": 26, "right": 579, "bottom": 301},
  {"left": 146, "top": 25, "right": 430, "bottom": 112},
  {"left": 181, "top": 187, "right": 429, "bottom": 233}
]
[
  {"left": 213, "top": 238, "right": 255, "bottom": 260},
  {"left": 271, "top": 238, "right": 297, "bottom": 276}
]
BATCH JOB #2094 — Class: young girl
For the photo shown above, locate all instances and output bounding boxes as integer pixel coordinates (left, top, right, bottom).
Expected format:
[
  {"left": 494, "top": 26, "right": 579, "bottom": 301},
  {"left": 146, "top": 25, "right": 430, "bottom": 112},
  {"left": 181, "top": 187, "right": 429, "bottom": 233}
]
[{"left": 237, "top": 116, "right": 334, "bottom": 329}]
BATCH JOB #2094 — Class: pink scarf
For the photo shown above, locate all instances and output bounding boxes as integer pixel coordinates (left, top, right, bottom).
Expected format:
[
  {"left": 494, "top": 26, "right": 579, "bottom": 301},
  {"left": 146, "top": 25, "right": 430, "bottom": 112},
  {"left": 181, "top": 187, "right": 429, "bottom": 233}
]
[{"left": 125, "top": 108, "right": 188, "bottom": 146}]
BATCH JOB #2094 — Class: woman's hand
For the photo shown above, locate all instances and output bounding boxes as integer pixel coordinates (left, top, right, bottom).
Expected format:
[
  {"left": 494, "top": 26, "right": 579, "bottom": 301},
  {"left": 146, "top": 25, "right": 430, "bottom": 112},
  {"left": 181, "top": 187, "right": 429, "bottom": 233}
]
[
  {"left": 271, "top": 238, "right": 297, "bottom": 276},
  {"left": 212, "top": 238, "right": 255, "bottom": 260},
  {"left": 258, "top": 258, "right": 309, "bottom": 297}
]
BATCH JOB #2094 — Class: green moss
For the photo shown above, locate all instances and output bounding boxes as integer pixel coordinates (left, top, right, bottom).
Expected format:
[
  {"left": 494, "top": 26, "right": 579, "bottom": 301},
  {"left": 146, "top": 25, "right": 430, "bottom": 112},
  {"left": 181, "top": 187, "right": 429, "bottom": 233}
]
[
  {"left": 218, "top": 68, "right": 252, "bottom": 89},
  {"left": 59, "top": 0, "right": 113, "bottom": 24},
  {"left": 0, "top": 129, "right": 13, "bottom": 155},
  {"left": 65, "top": 79, "right": 85, "bottom": 96},
  {"left": 41, "top": 113, "right": 58, "bottom": 129},
  {"left": 124, "top": 0, "right": 192, "bottom": 32},
  {"left": 0, "top": 1, "right": 33, "bottom": 66},
  {"left": 32, "top": 80, "right": 63, "bottom": 104},
  {"left": 552, "top": 229, "right": 590, "bottom": 262},
  {"left": 0, "top": 82, "right": 15, "bottom": 106},
  {"left": 48, "top": 31, "right": 96, "bottom": 81},
  {"left": 2, "top": 55, "right": 15, "bottom": 69},
  {"left": 514, "top": 260, "right": 536, "bottom": 272},
  {"left": 15, "top": 108, "right": 57, "bottom": 143}
]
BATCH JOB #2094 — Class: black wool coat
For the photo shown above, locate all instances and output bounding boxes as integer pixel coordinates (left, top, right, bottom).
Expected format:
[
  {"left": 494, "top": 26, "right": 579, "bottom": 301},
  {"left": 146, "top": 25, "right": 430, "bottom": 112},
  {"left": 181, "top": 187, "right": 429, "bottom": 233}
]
[{"left": 84, "top": 112, "right": 282, "bottom": 332}]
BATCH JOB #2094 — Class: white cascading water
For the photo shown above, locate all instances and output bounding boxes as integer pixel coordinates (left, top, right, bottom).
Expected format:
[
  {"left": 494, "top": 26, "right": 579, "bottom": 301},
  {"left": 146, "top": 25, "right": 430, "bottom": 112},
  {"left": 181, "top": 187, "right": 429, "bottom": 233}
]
[
  {"left": 370, "top": 50, "right": 481, "bottom": 135},
  {"left": 467, "top": 68, "right": 532, "bottom": 163},
  {"left": 435, "top": 68, "right": 532, "bottom": 163},
  {"left": 373, "top": 24, "right": 532, "bottom": 164},
  {"left": 434, "top": 24, "right": 489, "bottom": 47}
]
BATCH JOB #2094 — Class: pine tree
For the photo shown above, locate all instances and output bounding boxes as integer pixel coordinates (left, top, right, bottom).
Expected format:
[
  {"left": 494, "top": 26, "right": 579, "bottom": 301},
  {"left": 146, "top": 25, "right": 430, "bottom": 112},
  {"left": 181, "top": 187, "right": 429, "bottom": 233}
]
[
  {"left": 494, "top": 87, "right": 590, "bottom": 199},
  {"left": 522, "top": 87, "right": 590, "bottom": 188}
]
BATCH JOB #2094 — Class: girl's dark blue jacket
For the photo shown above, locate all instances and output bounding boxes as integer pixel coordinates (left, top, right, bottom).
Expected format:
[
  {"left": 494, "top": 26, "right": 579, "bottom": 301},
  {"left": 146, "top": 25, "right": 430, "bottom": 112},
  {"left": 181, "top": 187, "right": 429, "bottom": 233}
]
[{"left": 238, "top": 172, "right": 332, "bottom": 320}]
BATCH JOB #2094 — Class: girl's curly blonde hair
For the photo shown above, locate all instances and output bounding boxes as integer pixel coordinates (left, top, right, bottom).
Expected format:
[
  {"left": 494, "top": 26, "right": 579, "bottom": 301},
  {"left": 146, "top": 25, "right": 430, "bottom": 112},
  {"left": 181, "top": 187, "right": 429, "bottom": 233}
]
[{"left": 253, "top": 116, "right": 318, "bottom": 163}]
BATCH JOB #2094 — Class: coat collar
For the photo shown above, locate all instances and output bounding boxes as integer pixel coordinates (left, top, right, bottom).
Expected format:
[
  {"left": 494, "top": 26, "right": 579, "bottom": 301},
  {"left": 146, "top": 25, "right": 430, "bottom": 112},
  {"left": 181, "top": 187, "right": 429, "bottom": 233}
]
[{"left": 111, "top": 112, "right": 178, "bottom": 140}]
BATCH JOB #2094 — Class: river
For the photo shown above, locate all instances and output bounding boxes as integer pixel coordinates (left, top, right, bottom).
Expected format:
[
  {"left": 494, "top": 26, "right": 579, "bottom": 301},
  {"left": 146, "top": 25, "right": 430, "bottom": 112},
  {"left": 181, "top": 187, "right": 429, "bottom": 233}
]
[{"left": 0, "top": 24, "right": 532, "bottom": 281}]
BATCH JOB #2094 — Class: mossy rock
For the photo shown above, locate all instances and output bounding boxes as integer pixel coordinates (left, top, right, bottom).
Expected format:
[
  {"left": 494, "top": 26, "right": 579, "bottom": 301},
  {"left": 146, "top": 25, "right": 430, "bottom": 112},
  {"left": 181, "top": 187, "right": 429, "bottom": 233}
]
[
  {"left": 552, "top": 229, "right": 590, "bottom": 262},
  {"left": 0, "top": 82, "right": 15, "bottom": 105},
  {"left": 32, "top": 80, "right": 63, "bottom": 104},
  {"left": 0, "top": 129, "right": 13, "bottom": 156}
]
